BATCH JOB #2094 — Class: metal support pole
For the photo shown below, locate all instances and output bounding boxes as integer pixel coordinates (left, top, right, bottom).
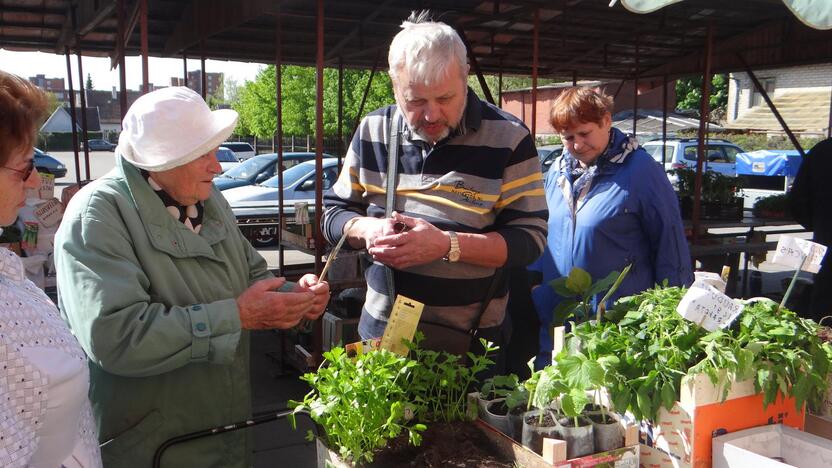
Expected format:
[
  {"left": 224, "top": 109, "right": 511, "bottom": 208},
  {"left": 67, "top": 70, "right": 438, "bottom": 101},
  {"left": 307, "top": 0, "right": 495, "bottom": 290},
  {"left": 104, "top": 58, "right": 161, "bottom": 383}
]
[
  {"left": 531, "top": 8, "right": 539, "bottom": 138},
  {"left": 200, "top": 42, "right": 207, "bottom": 100},
  {"left": 352, "top": 52, "right": 380, "bottom": 137},
  {"left": 457, "top": 28, "right": 494, "bottom": 105},
  {"left": 662, "top": 75, "right": 668, "bottom": 165},
  {"left": 117, "top": 0, "right": 127, "bottom": 121},
  {"left": 337, "top": 57, "right": 344, "bottom": 169},
  {"left": 632, "top": 37, "right": 639, "bottom": 136},
  {"left": 72, "top": 7, "right": 91, "bottom": 180},
  {"left": 183, "top": 54, "right": 188, "bottom": 87},
  {"left": 692, "top": 25, "right": 715, "bottom": 243},
  {"left": 737, "top": 54, "right": 805, "bottom": 157},
  {"left": 314, "top": 0, "right": 324, "bottom": 273},
  {"left": 498, "top": 62, "right": 503, "bottom": 109},
  {"left": 65, "top": 47, "right": 81, "bottom": 184},
  {"left": 140, "top": 0, "right": 149, "bottom": 93},
  {"left": 275, "top": 12, "right": 285, "bottom": 274},
  {"left": 572, "top": 71, "right": 577, "bottom": 87}
]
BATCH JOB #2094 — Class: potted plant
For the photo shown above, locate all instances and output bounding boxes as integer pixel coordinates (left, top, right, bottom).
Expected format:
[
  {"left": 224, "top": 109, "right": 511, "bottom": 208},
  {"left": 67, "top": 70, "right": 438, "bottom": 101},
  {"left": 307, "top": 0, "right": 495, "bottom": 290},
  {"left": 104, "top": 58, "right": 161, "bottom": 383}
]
[
  {"left": 504, "top": 375, "right": 531, "bottom": 442},
  {"left": 752, "top": 193, "right": 791, "bottom": 219},
  {"left": 672, "top": 168, "right": 744, "bottom": 220},
  {"left": 520, "top": 366, "right": 564, "bottom": 455},
  {"left": 477, "top": 374, "right": 519, "bottom": 434}
]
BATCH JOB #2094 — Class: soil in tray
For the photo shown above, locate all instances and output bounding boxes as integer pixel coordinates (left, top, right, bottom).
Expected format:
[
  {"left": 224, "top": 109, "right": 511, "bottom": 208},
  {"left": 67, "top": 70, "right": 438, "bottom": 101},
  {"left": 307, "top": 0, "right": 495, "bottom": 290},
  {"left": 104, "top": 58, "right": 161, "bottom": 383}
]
[
  {"left": 487, "top": 400, "right": 508, "bottom": 416},
  {"left": 368, "top": 421, "right": 514, "bottom": 468},
  {"left": 587, "top": 413, "right": 614, "bottom": 424}
]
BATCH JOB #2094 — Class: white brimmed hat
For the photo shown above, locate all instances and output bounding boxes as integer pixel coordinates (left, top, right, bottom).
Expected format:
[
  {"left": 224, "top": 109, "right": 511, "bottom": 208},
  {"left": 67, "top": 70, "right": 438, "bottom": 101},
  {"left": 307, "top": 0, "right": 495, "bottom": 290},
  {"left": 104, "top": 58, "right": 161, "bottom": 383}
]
[{"left": 117, "top": 86, "right": 238, "bottom": 171}]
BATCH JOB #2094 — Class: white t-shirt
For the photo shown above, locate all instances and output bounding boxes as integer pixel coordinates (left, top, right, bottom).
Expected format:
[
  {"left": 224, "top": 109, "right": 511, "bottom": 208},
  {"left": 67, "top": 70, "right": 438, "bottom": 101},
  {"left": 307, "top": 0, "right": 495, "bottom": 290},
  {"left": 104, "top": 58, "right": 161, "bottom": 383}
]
[{"left": 0, "top": 248, "right": 101, "bottom": 468}]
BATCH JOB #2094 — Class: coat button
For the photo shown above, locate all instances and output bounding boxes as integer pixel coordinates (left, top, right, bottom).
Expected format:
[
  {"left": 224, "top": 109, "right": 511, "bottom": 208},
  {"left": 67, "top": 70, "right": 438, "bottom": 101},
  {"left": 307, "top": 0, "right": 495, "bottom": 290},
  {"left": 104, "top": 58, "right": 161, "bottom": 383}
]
[{"left": 196, "top": 322, "right": 207, "bottom": 332}]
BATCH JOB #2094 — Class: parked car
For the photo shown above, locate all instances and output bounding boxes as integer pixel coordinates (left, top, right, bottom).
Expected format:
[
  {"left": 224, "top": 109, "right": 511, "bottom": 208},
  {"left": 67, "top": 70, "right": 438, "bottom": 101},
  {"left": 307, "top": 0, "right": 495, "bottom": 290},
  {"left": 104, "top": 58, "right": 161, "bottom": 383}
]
[
  {"left": 220, "top": 142, "right": 256, "bottom": 160},
  {"left": 86, "top": 139, "right": 116, "bottom": 151},
  {"left": 33, "top": 148, "right": 67, "bottom": 179},
  {"left": 224, "top": 158, "right": 340, "bottom": 246},
  {"left": 213, "top": 152, "right": 324, "bottom": 191},
  {"left": 537, "top": 144, "right": 563, "bottom": 172},
  {"left": 215, "top": 146, "right": 240, "bottom": 173},
  {"left": 642, "top": 138, "right": 744, "bottom": 177}
]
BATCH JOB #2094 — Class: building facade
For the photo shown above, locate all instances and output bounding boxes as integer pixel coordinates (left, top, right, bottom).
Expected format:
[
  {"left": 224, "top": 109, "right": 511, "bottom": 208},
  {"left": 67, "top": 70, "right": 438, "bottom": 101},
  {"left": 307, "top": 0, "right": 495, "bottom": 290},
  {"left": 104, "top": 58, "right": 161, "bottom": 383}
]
[{"left": 171, "top": 70, "right": 224, "bottom": 99}]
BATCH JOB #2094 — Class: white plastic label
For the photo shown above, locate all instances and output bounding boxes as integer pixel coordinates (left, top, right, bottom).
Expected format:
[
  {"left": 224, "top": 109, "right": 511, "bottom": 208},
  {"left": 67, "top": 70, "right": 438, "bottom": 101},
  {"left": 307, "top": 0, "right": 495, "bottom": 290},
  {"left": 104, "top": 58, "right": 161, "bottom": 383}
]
[
  {"left": 677, "top": 280, "right": 743, "bottom": 331},
  {"left": 694, "top": 271, "right": 727, "bottom": 293},
  {"left": 772, "top": 235, "right": 827, "bottom": 274}
]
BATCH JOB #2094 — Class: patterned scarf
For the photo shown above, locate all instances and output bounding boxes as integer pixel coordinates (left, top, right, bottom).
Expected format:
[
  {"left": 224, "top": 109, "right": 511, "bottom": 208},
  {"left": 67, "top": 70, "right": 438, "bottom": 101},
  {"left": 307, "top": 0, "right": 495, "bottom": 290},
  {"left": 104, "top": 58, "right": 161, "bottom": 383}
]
[
  {"left": 141, "top": 170, "right": 204, "bottom": 233},
  {"left": 563, "top": 127, "right": 639, "bottom": 200}
]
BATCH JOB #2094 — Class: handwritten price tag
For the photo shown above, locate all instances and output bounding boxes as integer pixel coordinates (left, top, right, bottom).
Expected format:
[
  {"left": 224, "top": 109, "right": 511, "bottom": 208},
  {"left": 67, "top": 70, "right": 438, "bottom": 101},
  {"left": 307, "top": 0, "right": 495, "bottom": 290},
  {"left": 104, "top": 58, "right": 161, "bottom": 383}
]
[
  {"left": 772, "top": 235, "right": 827, "bottom": 274},
  {"left": 33, "top": 198, "right": 63, "bottom": 228},
  {"left": 677, "top": 280, "right": 743, "bottom": 331}
]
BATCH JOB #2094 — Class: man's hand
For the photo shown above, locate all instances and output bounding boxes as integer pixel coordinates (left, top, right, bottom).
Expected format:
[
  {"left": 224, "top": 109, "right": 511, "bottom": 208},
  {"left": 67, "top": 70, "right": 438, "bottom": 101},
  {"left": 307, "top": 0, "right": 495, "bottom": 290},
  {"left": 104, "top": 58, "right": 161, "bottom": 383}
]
[
  {"left": 237, "top": 277, "right": 321, "bottom": 329},
  {"left": 297, "top": 274, "right": 330, "bottom": 320},
  {"left": 368, "top": 212, "right": 451, "bottom": 269}
]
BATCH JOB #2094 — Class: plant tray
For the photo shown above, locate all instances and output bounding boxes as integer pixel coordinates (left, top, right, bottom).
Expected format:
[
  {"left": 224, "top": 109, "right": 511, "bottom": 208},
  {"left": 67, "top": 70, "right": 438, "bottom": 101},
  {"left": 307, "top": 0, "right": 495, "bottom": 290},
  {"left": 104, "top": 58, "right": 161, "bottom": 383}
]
[
  {"left": 679, "top": 197, "right": 744, "bottom": 221},
  {"left": 316, "top": 419, "right": 640, "bottom": 467}
]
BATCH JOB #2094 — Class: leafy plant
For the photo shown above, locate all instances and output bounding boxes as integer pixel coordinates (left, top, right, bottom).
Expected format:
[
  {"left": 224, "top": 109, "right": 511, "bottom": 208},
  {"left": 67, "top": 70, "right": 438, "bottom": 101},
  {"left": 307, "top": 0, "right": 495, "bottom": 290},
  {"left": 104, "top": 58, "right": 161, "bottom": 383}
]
[
  {"left": 671, "top": 167, "right": 743, "bottom": 204},
  {"left": 289, "top": 347, "right": 426, "bottom": 465},
  {"left": 480, "top": 374, "right": 520, "bottom": 401},
  {"left": 549, "top": 266, "right": 631, "bottom": 326},
  {"left": 752, "top": 193, "right": 791, "bottom": 218}
]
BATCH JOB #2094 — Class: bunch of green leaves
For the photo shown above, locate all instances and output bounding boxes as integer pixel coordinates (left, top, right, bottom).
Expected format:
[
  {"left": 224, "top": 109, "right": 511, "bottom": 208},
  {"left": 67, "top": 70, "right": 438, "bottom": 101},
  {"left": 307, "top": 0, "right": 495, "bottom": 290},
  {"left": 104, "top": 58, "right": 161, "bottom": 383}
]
[
  {"left": 480, "top": 374, "right": 520, "bottom": 401},
  {"left": 289, "top": 347, "right": 426, "bottom": 465},
  {"left": 670, "top": 168, "right": 743, "bottom": 203},
  {"left": 405, "top": 335, "right": 498, "bottom": 423},
  {"left": 549, "top": 266, "right": 631, "bottom": 327}
]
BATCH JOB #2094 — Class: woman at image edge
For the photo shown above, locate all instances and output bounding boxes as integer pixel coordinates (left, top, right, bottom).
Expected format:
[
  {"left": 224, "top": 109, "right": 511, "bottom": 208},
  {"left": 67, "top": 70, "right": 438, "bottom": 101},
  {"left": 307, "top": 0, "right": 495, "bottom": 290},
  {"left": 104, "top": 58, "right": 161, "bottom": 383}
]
[
  {"left": 530, "top": 87, "right": 693, "bottom": 368},
  {"left": 0, "top": 70, "right": 102, "bottom": 467}
]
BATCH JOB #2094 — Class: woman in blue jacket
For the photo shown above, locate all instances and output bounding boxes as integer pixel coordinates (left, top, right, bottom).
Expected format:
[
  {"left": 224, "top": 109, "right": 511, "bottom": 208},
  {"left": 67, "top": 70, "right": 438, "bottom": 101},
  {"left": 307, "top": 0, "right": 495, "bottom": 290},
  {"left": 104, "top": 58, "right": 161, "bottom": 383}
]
[{"left": 530, "top": 88, "right": 693, "bottom": 367}]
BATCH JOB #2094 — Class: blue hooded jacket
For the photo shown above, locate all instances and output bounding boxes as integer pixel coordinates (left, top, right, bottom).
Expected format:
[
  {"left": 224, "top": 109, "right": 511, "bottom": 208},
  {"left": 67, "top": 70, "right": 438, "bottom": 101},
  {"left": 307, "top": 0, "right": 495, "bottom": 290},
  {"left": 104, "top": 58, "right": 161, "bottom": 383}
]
[{"left": 530, "top": 128, "right": 693, "bottom": 367}]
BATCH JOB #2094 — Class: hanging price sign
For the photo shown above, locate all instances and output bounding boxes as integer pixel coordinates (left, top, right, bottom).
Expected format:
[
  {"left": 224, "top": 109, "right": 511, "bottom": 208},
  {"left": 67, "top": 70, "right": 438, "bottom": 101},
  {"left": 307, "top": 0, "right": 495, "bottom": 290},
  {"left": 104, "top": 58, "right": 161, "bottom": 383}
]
[{"left": 677, "top": 280, "right": 743, "bottom": 331}]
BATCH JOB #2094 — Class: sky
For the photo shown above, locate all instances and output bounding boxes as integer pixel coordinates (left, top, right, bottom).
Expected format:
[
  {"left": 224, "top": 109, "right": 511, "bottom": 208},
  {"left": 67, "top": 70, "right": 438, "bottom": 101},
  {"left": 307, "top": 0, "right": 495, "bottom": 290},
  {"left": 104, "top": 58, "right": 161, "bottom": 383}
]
[{"left": 0, "top": 49, "right": 265, "bottom": 92}]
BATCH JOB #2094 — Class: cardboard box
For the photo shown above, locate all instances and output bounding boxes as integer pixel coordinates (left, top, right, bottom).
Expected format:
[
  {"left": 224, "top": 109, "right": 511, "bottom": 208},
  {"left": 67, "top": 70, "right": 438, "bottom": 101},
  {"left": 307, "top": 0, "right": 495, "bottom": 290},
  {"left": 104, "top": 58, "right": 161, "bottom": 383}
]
[
  {"left": 639, "top": 372, "right": 805, "bottom": 467},
  {"left": 712, "top": 424, "right": 832, "bottom": 468},
  {"left": 805, "top": 413, "right": 832, "bottom": 441}
]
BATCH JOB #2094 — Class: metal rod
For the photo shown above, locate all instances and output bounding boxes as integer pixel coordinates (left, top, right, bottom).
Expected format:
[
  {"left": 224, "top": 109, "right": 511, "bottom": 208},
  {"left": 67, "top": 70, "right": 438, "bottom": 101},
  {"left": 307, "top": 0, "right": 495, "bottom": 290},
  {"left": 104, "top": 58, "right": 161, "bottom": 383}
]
[
  {"left": 337, "top": 57, "right": 344, "bottom": 170},
  {"left": 117, "top": 0, "right": 127, "bottom": 121},
  {"left": 201, "top": 41, "right": 207, "bottom": 100},
  {"left": 572, "top": 70, "right": 577, "bottom": 87},
  {"left": 140, "top": 0, "right": 148, "bottom": 93},
  {"left": 737, "top": 54, "right": 805, "bottom": 157},
  {"left": 613, "top": 79, "right": 626, "bottom": 100},
  {"left": 183, "top": 53, "right": 188, "bottom": 86},
  {"left": 352, "top": 51, "right": 380, "bottom": 137},
  {"left": 275, "top": 11, "right": 285, "bottom": 274},
  {"left": 531, "top": 8, "right": 539, "bottom": 138},
  {"left": 632, "top": 37, "right": 639, "bottom": 136},
  {"left": 457, "top": 27, "right": 494, "bottom": 106},
  {"left": 662, "top": 74, "right": 668, "bottom": 165},
  {"left": 692, "top": 24, "right": 715, "bottom": 243},
  {"left": 64, "top": 47, "right": 81, "bottom": 184},
  {"left": 498, "top": 61, "right": 503, "bottom": 109}
]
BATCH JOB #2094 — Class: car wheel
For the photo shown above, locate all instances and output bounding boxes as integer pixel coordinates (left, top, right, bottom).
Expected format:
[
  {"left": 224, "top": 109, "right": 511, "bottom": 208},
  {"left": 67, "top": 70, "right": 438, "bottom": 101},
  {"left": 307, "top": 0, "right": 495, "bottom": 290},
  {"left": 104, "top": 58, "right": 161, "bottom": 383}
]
[{"left": 251, "top": 234, "right": 278, "bottom": 248}]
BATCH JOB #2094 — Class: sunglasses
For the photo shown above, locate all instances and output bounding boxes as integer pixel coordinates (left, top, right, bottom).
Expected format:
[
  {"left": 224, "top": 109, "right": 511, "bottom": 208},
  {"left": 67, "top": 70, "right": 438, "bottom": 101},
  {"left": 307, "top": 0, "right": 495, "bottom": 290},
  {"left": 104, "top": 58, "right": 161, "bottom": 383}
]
[{"left": 2, "top": 158, "right": 36, "bottom": 181}]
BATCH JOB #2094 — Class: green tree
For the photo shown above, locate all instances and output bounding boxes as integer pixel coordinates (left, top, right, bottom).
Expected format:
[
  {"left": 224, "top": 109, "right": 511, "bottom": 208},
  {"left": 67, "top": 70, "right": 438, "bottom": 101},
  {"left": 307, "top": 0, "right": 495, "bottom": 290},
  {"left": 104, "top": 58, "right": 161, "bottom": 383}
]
[
  {"left": 44, "top": 91, "right": 61, "bottom": 116},
  {"left": 85, "top": 73, "right": 93, "bottom": 91},
  {"left": 675, "top": 74, "right": 728, "bottom": 116},
  {"left": 233, "top": 65, "right": 395, "bottom": 139}
]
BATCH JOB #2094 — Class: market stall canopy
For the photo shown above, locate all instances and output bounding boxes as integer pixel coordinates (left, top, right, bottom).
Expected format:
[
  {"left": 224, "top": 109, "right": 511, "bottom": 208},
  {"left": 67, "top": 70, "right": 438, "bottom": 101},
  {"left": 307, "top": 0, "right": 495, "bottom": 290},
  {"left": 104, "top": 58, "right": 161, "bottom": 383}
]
[
  {"left": 736, "top": 149, "right": 802, "bottom": 177},
  {"left": 2, "top": 0, "right": 832, "bottom": 81},
  {"left": 618, "top": 0, "right": 832, "bottom": 30}
]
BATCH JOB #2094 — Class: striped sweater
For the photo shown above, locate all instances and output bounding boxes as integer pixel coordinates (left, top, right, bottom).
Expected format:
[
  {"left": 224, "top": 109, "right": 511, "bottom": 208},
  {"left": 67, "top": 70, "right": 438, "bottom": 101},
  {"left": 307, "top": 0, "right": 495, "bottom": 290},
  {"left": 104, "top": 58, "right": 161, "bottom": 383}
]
[{"left": 322, "top": 88, "right": 548, "bottom": 330}]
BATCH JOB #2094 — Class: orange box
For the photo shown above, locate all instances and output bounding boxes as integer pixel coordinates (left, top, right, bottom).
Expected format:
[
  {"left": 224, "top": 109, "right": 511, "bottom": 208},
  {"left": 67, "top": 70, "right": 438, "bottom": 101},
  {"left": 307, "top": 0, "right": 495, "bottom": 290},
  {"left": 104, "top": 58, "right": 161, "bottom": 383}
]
[{"left": 639, "top": 372, "right": 805, "bottom": 468}]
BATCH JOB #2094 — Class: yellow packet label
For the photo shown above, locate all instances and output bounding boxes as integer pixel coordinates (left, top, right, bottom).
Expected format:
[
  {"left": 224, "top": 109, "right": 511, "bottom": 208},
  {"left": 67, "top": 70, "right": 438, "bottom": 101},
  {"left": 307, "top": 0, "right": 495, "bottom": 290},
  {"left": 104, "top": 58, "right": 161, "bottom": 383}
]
[{"left": 380, "top": 295, "right": 424, "bottom": 356}]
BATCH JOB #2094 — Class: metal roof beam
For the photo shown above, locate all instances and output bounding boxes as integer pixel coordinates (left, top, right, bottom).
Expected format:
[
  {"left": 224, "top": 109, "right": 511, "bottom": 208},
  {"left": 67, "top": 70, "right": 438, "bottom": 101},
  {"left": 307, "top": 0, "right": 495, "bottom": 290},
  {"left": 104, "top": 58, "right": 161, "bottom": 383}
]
[{"left": 56, "top": 0, "right": 118, "bottom": 49}]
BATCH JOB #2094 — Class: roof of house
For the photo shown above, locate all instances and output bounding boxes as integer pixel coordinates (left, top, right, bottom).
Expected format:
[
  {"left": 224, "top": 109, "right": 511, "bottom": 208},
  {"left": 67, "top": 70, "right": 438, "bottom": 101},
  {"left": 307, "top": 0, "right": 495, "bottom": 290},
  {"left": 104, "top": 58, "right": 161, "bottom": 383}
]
[{"left": 40, "top": 105, "right": 101, "bottom": 133}]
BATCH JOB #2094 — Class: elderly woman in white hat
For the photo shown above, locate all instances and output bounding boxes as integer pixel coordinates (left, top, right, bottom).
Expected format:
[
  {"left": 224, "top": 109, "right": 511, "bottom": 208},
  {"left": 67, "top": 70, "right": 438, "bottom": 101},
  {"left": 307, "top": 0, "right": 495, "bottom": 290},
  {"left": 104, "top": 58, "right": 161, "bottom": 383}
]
[{"left": 54, "top": 87, "right": 329, "bottom": 468}]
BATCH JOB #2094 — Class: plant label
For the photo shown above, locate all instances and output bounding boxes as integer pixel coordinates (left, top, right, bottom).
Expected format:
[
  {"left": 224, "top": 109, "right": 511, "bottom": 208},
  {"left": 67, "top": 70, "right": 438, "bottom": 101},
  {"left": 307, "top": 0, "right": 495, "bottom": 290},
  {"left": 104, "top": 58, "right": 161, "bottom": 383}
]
[
  {"left": 677, "top": 280, "right": 743, "bottom": 331},
  {"left": 380, "top": 295, "right": 423, "bottom": 356},
  {"left": 772, "top": 235, "right": 827, "bottom": 274},
  {"left": 39, "top": 172, "right": 55, "bottom": 199},
  {"left": 694, "top": 271, "right": 727, "bottom": 293}
]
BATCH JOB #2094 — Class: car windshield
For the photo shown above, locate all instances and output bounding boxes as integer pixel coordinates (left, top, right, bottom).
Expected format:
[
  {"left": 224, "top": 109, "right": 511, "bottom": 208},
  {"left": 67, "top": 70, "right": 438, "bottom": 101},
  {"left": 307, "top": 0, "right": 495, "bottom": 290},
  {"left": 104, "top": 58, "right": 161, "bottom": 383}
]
[
  {"left": 261, "top": 162, "right": 318, "bottom": 188},
  {"left": 222, "top": 156, "right": 273, "bottom": 179},
  {"left": 215, "top": 148, "right": 238, "bottom": 162}
]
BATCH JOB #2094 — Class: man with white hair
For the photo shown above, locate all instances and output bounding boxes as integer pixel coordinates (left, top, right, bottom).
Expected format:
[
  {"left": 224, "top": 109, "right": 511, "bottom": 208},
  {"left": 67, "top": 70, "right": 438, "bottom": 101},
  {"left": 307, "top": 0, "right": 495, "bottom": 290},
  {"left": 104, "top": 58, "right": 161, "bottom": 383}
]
[
  {"left": 322, "top": 11, "right": 547, "bottom": 359},
  {"left": 54, "top": 86, "right": 329, "bottom": 467}
]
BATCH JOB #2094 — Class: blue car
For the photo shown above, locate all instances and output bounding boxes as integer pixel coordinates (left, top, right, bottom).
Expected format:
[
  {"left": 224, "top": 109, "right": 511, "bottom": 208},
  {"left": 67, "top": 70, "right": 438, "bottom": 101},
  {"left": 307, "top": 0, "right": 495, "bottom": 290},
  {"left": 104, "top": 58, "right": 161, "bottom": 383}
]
[
  {"left": 213, "top": 152, "right": 324, "bottom": 191},
  {"left": 34, "top": 148, "right": 67, "bottom": 179}
]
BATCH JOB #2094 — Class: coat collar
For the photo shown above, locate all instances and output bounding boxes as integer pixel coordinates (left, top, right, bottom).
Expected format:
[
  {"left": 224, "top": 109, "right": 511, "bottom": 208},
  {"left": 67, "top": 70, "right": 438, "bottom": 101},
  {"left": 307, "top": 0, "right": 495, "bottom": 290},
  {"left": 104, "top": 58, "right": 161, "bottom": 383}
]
[{"left": 117, "top": 154, "right": 228, "bottom": 260}]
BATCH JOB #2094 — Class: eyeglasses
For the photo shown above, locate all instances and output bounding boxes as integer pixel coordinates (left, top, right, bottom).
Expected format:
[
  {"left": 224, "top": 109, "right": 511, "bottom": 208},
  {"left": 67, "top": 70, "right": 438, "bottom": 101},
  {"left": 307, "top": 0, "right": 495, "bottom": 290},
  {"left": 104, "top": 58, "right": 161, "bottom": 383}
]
[{"left": 1, "top": 159, "right": 36, "bottom": 181}]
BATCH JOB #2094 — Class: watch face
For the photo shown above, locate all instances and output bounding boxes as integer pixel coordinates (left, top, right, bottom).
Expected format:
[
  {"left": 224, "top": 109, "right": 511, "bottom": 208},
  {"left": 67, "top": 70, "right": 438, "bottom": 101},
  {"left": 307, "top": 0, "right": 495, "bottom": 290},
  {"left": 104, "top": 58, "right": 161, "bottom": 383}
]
[{"left": 448, "top": 250, "right": 460, "bottom": 262}]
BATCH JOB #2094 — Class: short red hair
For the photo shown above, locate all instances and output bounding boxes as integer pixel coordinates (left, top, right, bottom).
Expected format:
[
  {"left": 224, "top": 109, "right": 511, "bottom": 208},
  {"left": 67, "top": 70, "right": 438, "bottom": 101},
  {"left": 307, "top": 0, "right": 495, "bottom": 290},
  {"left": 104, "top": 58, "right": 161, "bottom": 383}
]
[
  {"left": 0, "top": 70, "right": 48, "bottom": 166},
  {"left": 549, "top": 87, "right": 613, "bottom": 133}
]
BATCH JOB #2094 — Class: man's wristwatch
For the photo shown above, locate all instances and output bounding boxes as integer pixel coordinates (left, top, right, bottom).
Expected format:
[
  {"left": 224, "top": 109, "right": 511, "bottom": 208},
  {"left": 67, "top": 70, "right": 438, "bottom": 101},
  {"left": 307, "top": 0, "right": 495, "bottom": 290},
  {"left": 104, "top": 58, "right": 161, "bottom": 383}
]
[{"left": 444, "top": 231, "right": 460, "bottom": 263}]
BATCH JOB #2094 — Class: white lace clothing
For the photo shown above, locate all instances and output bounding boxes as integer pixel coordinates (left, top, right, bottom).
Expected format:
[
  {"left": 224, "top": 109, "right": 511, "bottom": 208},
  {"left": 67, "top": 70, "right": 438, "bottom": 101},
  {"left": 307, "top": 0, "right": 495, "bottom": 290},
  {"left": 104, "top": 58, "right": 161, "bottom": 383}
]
[{"left": 0, "top": 248, "right": 102, "bottom": 468}]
